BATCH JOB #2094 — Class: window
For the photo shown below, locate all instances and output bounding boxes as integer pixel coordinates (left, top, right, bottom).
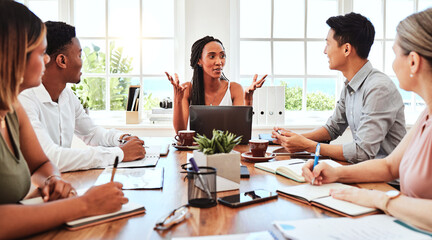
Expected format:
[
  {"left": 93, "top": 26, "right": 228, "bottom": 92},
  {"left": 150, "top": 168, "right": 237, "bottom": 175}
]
[
  {"left": 353, "top": 0, "right": 432, "bottom": 112},
  {"left": 238, "top": 0, "right": 432, "bottom": 112},
  {"left": 239, "top": 0, "right": 339, "bottom": 112},
  {"left": 74, "top": 0, "right": 175, "bottom": 111},
  {"left": 22, "top": 0, "right": 176, "bottom": 112}
]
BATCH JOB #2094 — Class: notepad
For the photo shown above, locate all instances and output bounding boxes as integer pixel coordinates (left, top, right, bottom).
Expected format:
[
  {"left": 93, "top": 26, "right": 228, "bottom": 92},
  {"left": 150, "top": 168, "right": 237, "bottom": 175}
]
[
  {"left": 274, "top": 214, "right": 432, "bottom": 240},
  {"left": 94, "top": 167, "right": 164, "bottom": 189},
  {"left": 20, "top": 197, "right": 145, "bottom": 231},
  {"left": 66, "top": 202, "right": 145, "bottom": 230},
  {"left": 255, "top": 159, "right": 342, "bottom": 182},
  {"left": 277, "top": 183, "right": 378, "bottom": 217}
]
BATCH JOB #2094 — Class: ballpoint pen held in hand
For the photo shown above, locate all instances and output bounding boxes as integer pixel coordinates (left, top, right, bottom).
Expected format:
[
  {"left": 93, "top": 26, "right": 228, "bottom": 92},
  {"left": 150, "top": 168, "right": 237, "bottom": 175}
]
[
  {"left": 110, "top": 156, "right": 119, "bottom": 182},
  {"left": 311, "top": 143, "right": 320, "bottom": 185}
]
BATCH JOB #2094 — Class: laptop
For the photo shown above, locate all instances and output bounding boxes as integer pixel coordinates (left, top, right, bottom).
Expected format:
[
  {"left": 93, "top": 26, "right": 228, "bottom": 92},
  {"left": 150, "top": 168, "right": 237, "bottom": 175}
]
[{"left": 189, "top": 106, "right": 252, "bottom": 144}]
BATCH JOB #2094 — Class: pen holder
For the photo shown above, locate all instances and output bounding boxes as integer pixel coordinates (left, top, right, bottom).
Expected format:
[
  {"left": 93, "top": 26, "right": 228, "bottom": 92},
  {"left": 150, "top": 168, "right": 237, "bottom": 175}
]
[{"left": 182, "top": 165, "right": 217, "bottom": 208}]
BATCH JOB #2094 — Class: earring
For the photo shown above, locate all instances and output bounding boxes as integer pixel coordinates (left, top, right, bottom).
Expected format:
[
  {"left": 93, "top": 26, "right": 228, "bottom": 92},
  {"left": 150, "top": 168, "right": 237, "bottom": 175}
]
[
  {"left": 410, "top": 74, "right": 413, "bottom": 78},
  {"left": 198, "top": 64, "right": 202, "bottom": 67}
]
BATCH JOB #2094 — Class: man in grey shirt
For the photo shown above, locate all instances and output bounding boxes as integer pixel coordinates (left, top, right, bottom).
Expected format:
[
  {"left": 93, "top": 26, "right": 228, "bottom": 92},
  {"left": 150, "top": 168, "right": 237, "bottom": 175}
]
[{"left": 272, "top": 13, "right": 406, "bottom": 163}]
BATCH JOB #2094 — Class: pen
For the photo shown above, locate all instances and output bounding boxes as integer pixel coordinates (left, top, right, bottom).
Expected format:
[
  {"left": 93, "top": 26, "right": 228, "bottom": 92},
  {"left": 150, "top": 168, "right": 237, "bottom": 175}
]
[
  {"left": 311, "top": 143, "right": 320, "bottom": 185},
  {"left": 189, "top": 157, "right": 212, "bottom": 199},
  {"left": 110, "top": 156, "right": 119, "bottom": 182}
]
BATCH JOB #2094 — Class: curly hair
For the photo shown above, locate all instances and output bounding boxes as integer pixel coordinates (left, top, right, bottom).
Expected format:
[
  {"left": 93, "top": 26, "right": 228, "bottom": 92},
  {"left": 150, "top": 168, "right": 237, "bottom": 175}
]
[
  {"left": 45, "top": 21, "right": 76, "bottom": 58},
  {"left": 190, "top": 36, "right": 228, "bottom": 105}
]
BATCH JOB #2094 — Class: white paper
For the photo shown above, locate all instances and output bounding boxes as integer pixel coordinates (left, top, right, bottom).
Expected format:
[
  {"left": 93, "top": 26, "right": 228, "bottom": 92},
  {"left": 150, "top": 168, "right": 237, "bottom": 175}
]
[
  {"left": 274, "top": 215, "right": 431, "bottom": 240},
  {"left": 278, "top": 183, "right": 353, "bottom": 202},
  {"left": 94, "top": 167, "right": 163, "bottom": 189},
  {"left": 173, "top": 231, "right": 275, "bottom": 240},
  {"left": 117, "top": 145, "right": 160, "bottom": 168}
]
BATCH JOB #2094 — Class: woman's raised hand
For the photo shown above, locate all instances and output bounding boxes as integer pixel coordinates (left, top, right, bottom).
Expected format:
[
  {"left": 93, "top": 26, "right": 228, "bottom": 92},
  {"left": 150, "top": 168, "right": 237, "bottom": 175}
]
[
  {"left": 165, "top": 72, "right": 187, "bottom": 100},
  {"left": 245, "top": 74, "right": 267, "bottom": 94}
]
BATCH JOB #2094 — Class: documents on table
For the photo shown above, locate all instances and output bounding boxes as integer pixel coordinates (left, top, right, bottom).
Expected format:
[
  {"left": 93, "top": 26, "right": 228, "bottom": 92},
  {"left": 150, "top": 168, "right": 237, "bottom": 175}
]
[
  {"left": 274, "top": 214, "right": 432, "bottom": 240},
  {"left": 117, "top": 145, "right": 161, "bottom": 168},
  {"left": 172, "top": 231, "right": 277, "bottom": 240},
  {"left": 95, "top": 167, "right": 164, "bottom": 189}
]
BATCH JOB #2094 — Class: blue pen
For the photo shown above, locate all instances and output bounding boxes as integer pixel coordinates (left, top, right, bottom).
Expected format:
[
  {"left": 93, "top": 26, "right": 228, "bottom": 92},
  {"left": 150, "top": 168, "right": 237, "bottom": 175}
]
[
  {"left": 311, "top": 143, "right": 320, "bottom": 185},
  {"left": 189, "top": 158, "right": 212, "bottom": 198}
]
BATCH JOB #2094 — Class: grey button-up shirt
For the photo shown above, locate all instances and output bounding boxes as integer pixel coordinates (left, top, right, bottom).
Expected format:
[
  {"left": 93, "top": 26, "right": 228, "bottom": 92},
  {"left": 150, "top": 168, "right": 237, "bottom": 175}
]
[{"left": 324, "top": 61, "right": 406, "bottom": 163}]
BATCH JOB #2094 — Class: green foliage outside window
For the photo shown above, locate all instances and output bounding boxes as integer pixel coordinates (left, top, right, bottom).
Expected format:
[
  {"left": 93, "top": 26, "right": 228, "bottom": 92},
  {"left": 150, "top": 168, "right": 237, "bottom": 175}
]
[
  {"left": 282, "top": 82, "right": 335, "bottom": 111},
  {"left": 74, "top": 43, "right": 159, "bottom": 111}
]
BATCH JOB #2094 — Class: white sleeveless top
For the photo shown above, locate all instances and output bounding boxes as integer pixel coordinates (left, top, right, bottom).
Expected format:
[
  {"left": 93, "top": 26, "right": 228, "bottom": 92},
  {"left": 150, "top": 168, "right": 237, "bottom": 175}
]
[{"left": 218, "top": 81, "right": 232, "bottom": 106}]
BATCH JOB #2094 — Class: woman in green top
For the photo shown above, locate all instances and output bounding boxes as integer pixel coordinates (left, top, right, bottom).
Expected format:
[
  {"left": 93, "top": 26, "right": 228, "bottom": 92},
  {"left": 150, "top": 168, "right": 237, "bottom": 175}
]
[{"left": 0, "top": 1, "right": 128, "bottom": 239}]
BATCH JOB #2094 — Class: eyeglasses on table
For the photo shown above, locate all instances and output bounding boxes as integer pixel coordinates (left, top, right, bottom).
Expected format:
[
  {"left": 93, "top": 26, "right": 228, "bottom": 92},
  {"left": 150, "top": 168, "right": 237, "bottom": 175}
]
[{"left": 154, "top": 204, "right": 190, "bottom": 230}]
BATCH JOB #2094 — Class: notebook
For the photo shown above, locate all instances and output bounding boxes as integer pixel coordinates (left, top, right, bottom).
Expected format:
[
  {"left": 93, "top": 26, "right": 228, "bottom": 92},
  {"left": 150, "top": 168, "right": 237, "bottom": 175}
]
[
  {"left": 277, "top": 183, "right": 378, "bottom": 217},
  {"left": 66, "top": 202, "right": 145, "bottom": 230},
  {"left": 117, "top": 145, "right": 161, "bottom": 168},
  {"left": 189, "top": 106, "right": 252, "bottom": 144},
  {"left": 94, "top": 167, "right": 164, "bottom": 189},
  {"left": 20, "top": 197, "right": 145, "bottom": 231},
  {"left": 274, "top": 214, "right": 432, "bottom": 240},
  {"left": 255, "top": 159, "right": 342, "bottom": 182}
]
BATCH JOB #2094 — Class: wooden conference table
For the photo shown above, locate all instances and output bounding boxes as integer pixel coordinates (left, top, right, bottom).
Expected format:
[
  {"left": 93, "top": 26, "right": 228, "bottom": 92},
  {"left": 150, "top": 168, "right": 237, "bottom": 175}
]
[{"left": 27, "top": 137, "right": 394, "bottom": 240}]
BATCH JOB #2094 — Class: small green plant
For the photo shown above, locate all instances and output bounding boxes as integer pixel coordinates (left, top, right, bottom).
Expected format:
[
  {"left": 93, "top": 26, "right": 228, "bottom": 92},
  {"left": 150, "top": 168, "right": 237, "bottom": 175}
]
[
  {"left": 71, "top": 80, "right": 90, "bottom": 109},
  {"left": 194, "top": 130, "right": 242, "bottom": 155}
]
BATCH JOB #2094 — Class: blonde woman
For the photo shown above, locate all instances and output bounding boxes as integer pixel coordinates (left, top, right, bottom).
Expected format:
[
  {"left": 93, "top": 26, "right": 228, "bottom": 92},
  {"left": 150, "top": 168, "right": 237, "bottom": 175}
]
[
  {"left": 0, "top": 1, "right": 127, "bottom": 238},
  {"left": 302, "top": 8, "right": 432, "bottom": 232}
]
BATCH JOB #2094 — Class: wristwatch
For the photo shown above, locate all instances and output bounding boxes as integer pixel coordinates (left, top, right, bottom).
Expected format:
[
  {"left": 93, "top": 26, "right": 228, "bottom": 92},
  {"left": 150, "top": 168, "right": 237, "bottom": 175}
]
[
  {"left": 118, "top": 133, "right": 131, "bottom": 144},
  {"left": 382, "top": 190, "right": 402, "bottom": 215}
]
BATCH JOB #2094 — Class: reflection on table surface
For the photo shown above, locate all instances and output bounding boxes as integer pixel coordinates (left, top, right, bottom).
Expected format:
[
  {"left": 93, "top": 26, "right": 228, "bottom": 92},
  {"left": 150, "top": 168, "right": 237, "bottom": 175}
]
[{"left": 27, "top": 137, "right": 393, "bottom": 240}]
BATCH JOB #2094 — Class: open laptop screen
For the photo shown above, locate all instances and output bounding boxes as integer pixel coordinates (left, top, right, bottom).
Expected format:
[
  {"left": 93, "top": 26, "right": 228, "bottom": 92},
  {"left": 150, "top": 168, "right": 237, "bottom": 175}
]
[{"left": 189, "top": 106, "right": 252, "bottom": 144}]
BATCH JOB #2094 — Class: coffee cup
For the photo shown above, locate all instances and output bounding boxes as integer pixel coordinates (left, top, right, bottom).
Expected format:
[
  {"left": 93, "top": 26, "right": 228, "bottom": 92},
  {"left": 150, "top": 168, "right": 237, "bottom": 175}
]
[
  {"left": 175, "top": 130, "right": 196, "bottom": 146},
  {"left": 249, "top": 139, "right": 269, "bottom": 157}
]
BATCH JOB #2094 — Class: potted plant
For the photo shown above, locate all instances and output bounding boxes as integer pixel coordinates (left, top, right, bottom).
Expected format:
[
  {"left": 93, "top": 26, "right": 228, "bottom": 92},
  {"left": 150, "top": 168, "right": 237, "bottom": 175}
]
[{"left": 193, "top": 130, "right": 242, "bottom": 192}]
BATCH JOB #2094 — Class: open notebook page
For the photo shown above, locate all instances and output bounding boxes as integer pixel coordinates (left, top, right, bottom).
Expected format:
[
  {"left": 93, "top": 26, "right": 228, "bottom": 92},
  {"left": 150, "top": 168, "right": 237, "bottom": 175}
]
[{"left": 278, "top": 183, "right": 353, "bottom": 202}]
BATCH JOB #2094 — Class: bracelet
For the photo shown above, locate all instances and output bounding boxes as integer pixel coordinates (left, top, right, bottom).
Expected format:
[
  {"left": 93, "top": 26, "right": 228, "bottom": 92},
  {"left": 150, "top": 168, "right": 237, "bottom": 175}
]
[{"left": 44, "top": 174, "right": 61, "bottom": 186}]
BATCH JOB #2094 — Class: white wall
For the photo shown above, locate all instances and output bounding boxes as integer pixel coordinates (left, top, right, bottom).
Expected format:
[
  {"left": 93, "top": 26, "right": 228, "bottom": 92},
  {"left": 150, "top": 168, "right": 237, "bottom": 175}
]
[{"left": 183, "top": 0, "right": 232, "bottom": 82}]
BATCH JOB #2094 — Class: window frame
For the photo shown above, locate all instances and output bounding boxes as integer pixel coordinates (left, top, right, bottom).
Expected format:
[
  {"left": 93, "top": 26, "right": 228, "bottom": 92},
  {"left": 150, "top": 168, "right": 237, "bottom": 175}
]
[{"left": 233, "top": 0, "right": 429, "bottom": 115}]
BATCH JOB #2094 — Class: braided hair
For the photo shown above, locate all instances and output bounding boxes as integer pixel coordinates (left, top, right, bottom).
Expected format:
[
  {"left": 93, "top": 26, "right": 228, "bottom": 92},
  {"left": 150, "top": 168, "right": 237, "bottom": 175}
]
[{"left": 190, "top": 36, "right": 228, "bottom": 105}]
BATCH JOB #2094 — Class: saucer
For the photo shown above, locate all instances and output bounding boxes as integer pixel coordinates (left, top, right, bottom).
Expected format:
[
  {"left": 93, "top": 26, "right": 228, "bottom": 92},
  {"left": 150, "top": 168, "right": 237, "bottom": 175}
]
[
  {"left": 172, "top": 142, "right": 198, "bottom": 151},
  {"left": 241, "top": 152, "right": 276, "bottom": 162}
]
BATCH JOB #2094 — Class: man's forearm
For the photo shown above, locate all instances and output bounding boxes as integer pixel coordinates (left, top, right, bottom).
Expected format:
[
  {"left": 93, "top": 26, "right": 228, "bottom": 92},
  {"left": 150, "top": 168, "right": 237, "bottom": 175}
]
[{"left": 301, "top": 127, "right": 332, "bottom": 143}]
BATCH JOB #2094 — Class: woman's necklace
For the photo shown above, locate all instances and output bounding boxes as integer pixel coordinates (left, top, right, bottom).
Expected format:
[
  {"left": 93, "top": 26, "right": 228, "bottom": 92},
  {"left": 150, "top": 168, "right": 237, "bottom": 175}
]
[{"left": 209, "top": 82, "right": 221, "bottom": 106}]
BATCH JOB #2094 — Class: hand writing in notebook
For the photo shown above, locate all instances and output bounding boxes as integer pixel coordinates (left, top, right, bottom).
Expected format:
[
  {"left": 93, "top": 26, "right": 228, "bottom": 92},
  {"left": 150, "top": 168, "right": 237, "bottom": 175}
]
[
  {"left": 302, "top": 159, "right": 339, "bottom": 185},
  {"left": 120, "top": 138, "right": 146, "bottom": 162},
  {"left": 82, "top": 182, "right": 129, "bottom": 216}
]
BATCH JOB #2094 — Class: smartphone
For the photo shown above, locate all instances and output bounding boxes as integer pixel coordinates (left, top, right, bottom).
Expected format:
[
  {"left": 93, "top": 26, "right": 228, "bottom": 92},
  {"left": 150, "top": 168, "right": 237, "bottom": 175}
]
[
  {"left": 240, "top": 165, "right": 250, "bottom": 178},
  {"left": 258, "top": 133, "right": 277, "bottom": 145},
  {"left": 218, "top": 189, "right": 278, "bottom": 208}
]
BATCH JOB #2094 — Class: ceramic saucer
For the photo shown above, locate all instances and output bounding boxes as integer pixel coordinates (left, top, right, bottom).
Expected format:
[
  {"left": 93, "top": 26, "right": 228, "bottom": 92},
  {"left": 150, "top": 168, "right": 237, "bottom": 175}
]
[
  {"left": 241, "top": 152, "right": 276, "bottom": 162},
  {"left": 172, "top": 142, "right": 198, "bottom": 151}
]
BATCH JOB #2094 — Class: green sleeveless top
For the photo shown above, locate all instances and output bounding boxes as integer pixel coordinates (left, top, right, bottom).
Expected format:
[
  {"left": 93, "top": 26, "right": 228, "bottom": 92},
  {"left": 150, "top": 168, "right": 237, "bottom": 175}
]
[{"left": 0, "top": 111, "right": 31, "bottom": 204}]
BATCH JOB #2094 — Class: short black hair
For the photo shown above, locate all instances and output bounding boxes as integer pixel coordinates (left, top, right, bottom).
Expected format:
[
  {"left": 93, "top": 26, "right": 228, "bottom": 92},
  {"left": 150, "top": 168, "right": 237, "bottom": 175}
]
[
  {"left": 45, "top": 21, "right": 76, "bottom": 57},
  {"left": 326, "top": 12, "right": 375, "bottom": 59}
]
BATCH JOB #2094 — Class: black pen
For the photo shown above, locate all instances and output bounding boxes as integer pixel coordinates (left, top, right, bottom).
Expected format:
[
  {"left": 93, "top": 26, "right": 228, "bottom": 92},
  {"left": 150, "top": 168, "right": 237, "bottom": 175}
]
[{"left": 110, "top": 156, "right": 119, "bottom": 182}]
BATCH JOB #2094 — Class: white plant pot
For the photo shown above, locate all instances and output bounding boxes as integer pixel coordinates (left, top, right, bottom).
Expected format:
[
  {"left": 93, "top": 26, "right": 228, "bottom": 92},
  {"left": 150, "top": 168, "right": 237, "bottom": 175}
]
[{"left": 193, "top": 150, "right": 241, "bottom": 192}]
